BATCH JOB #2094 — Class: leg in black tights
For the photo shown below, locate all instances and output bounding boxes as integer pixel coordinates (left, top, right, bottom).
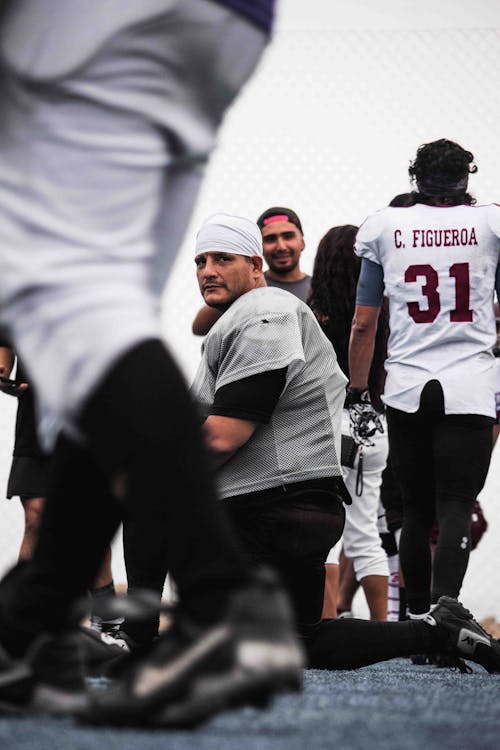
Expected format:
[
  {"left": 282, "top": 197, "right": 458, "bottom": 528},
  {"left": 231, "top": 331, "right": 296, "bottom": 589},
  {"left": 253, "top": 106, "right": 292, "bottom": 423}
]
[
  {"left": 122, "top": 511, "right": 170, "bottom": 644},
  {"left": 387, "top": 404, "right": 436, "bottom": 614},
  {"left": 308, "top": 617, "right": 440, "bottom": 670},
  {"left": 432, "top": 414, "right": 492, "bottom": 602},
  {"left": 387, "top": 380, "right": 493, "bottom": 614}
]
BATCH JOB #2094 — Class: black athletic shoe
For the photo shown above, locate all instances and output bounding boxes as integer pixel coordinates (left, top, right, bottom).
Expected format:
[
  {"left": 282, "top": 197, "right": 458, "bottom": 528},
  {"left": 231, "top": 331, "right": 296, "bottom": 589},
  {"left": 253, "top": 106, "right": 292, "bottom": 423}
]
[
  {"left": 425, "top": 596, "right": 500, "bottom": 673},
  {"left": 77, "top": 625, "right": 132, "bottom": 677},
  {"left": 81, "top": 569, "right": 304, "bottom": 728},
  {"left": 0, "top": 631, "right": 88, "bottom": 715}
]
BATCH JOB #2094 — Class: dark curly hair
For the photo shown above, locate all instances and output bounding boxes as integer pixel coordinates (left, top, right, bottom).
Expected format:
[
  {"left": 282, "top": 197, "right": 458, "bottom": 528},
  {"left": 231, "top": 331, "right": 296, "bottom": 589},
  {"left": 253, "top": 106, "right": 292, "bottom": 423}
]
[
  {"left": 389, "top": 192, "right": 418, "bottom": 207},
  {"left": 408, "top": 138, "right": 477, "bottom": 206},
  {"left": 308, "top": 225, "right": 388, "bottom": 411}
]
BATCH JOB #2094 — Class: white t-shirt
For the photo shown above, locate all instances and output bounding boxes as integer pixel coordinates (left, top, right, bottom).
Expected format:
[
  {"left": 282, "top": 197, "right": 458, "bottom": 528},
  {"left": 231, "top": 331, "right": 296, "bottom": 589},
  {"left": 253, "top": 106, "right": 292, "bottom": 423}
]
[
  {"left": 356, "top": 203, "right": 500, "bottom": 416},
  {"left": 191, "top": 286, "right": 347, "bottom": 499}
]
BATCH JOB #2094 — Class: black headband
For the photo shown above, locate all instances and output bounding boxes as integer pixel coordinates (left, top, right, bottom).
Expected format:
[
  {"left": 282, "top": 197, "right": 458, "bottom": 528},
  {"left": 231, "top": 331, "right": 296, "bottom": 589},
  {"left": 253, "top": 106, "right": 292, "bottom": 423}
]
[{"left": 416, "top": 176, "right": 469, "bottom": 197}]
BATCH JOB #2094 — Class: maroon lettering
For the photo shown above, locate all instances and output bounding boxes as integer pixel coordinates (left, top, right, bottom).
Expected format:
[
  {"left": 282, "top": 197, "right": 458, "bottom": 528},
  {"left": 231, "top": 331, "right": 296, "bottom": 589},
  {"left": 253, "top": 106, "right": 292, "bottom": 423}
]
[
  {"left": 405, "top": 264, "right": 440, "bottom": 323},
  {"left": 410, "top": 226, "right": 478, "bottom": 248},
  {"left": 449, "top": 262, "right": 473, "bottom": 321},
  {"left": 404, "top": 262, "right": 473, "bottom": 324}
]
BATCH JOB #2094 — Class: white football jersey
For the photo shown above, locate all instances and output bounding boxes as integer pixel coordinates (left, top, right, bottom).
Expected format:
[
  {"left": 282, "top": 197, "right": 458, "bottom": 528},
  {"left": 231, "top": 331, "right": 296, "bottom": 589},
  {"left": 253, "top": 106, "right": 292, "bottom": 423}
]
[
  {"left": 191, "top": 287, "right": 347, "bottom": 499},
  {"left": 356, "top": 203, "right": 500, "bottom": 416}
]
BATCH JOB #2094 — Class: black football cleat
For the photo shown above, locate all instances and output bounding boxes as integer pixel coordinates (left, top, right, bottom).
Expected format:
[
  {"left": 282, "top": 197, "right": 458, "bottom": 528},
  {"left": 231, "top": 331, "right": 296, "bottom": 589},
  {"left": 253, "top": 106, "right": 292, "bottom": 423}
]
[
  {"left": 425, "top": 596, "right": 500, "bottom": 673},
  {"left": 0, "top": 631, "right": 88, "bottom": 716},
  {"left": 81, "top": 568, "right": 304, "bottom": 728}
]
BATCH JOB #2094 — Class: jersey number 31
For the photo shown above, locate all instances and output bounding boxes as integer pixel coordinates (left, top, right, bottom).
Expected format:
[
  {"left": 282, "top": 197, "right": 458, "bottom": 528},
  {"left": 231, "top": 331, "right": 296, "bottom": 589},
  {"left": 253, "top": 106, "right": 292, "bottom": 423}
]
[{"left": 405, "top": 262, "right": 472, "bottom": 324}]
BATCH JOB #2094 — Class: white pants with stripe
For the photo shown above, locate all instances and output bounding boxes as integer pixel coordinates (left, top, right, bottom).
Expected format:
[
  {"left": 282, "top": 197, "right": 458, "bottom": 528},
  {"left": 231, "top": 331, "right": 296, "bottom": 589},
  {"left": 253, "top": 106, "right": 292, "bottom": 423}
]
[{"left": 327, "top": 411, "right": 389, "bottom": 580}]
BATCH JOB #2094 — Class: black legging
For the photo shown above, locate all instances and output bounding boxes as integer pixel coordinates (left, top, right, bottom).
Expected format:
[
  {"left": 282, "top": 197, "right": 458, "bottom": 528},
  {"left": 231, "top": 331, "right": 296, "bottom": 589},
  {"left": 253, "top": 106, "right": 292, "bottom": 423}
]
[
  {"left": 226, "top": 488, "right": 346, "bottom": 636},
  {"left": 387, "top": 380, "right": 493, "bottom": 614}
]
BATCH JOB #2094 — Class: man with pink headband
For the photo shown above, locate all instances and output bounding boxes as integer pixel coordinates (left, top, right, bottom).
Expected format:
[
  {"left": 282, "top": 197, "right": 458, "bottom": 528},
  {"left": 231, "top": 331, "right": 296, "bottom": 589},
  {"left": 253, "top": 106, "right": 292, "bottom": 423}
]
[{"left": 257, "top": 206, "right": 311, "bottom": 302}]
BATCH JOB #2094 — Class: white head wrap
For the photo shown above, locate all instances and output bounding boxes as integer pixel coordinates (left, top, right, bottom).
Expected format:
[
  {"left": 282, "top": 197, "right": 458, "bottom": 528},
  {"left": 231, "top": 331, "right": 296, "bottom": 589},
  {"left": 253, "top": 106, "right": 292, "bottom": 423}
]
[{"left": 195, "top": 213, "right": 263, "bottom": 258}]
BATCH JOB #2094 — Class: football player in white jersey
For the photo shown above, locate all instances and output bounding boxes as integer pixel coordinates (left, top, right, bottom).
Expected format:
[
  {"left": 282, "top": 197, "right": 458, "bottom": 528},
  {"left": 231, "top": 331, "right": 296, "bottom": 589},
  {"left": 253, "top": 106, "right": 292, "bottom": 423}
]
[{"left": 348, "top": 139, "right": 500, "bottom": 620}]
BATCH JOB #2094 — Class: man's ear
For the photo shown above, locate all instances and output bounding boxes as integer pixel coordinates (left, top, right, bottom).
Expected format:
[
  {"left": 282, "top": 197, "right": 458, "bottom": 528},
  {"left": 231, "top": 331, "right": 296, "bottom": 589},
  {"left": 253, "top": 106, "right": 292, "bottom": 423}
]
[{"left": 249, "top": 256, "right": 263, "bottom": 274}]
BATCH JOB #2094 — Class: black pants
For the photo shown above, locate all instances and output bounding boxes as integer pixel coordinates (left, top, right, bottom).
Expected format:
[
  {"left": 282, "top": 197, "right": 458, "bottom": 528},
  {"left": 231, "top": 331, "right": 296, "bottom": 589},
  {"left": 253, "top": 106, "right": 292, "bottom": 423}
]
[
  {"left": 225, "top": 484, "right": 441, "bottom": 669},
  {"left": 387, "top": 380, "right": 493, "bottom": 614},
  {"left": 226, "top": 487, "right": 346, "bottom": 637}
]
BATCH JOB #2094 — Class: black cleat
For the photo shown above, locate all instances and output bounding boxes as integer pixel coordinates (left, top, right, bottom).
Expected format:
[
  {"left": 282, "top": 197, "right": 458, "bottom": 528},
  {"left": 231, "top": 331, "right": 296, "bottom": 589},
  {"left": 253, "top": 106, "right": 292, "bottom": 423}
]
[
  {"left": 425, "top": 596, "right": 500, "bottom": 673},
  {"left": 77, "top": 625, "right": 131, "bottom": 677},
  {"left": 0, "top": 631, "right": 88, "bottom": 716},
  {"left": 81, "top": 569, "right": 304, "bottom": 728}
]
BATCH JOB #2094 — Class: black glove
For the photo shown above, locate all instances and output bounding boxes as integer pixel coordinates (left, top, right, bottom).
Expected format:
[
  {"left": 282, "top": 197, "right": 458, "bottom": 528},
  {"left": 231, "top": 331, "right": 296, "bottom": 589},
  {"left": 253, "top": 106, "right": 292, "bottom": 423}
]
[{"left": 346, "top": 386, "right": 384, "bottom": 447}]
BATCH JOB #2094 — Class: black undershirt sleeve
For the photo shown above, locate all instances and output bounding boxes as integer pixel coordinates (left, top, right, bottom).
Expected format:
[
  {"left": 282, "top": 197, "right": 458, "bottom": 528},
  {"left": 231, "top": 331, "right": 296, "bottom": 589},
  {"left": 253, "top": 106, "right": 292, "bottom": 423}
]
[{"left": 209, "top": 367, "right": 288, "bottom": 424}]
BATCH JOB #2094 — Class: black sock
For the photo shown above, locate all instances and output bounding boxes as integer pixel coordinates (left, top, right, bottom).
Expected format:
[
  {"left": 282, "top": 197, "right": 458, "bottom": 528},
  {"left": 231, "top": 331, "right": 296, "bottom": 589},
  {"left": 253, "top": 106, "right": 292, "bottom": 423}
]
[{"left": 89, "top": 582, "right": 125, "bottom": 633}]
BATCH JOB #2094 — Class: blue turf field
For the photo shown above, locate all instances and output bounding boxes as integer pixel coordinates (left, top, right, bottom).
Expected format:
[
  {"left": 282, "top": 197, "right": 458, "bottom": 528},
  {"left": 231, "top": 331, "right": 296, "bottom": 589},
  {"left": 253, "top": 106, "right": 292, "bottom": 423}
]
[{"left": 1, "top": 659, "right": 499, "bottom": 750}]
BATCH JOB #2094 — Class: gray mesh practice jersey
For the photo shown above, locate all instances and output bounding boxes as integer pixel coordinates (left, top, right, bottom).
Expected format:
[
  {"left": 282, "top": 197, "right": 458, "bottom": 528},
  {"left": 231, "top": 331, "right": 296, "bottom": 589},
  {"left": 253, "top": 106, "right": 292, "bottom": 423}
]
[{"left": 191, "top": 287, "right": 348, "bottom": 499}]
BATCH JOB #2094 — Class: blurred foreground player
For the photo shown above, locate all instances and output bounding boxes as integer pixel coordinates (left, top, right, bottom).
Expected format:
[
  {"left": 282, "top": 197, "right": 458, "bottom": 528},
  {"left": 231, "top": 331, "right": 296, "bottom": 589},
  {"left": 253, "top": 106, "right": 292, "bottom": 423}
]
[
  {"left": 348, "top": 138, "right": 500, "bottom": 619},
  {"left": 0, "top": 0, "right": 304, "bottom": 726},
  {"left": 187, "top": 212, "right": 500, "bottom": 675}
]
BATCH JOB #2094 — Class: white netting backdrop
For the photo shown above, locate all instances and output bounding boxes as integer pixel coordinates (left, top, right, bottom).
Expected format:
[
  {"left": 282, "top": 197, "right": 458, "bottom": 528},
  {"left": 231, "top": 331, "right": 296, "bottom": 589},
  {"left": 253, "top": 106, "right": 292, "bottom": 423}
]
[{"left": 1, "top": 25, "right": 499, "bottom": 620}]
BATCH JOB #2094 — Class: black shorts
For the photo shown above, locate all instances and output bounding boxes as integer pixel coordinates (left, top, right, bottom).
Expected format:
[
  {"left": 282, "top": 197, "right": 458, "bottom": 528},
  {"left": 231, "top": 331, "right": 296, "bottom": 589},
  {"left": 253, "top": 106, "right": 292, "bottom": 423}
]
[{"left": 6, "top": 456, "right": 49, "bottom": 500}]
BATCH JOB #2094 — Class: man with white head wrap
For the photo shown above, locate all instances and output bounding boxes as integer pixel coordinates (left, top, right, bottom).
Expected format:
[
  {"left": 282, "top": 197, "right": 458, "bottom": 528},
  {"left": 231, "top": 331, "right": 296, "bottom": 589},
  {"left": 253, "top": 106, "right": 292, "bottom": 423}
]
[
  {"left": 190, "top": 212, "right": 500, "bottom": 676},
  {"left": 192, "top": 212, "right": 350, "bottom": 631},
  {"left": 196, "top": 212, "right": 264, "bottom": 259}
]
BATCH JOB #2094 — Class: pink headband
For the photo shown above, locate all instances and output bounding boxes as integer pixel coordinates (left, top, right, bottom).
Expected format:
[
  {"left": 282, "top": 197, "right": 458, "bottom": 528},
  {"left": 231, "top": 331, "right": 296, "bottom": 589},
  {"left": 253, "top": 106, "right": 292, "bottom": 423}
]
[{"left": 262, "top": 214, "right": 290, "bottom": 226}]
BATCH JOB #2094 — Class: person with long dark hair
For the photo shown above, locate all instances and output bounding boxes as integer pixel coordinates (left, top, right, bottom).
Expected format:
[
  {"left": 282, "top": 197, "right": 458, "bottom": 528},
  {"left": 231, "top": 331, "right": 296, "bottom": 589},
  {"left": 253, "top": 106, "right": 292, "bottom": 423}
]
[
  {"left": 348, "top": 138, "right": 500, "bottom": 622},
  {"left": 309, "top": 225, "right": 390, "bottom": 619}
]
